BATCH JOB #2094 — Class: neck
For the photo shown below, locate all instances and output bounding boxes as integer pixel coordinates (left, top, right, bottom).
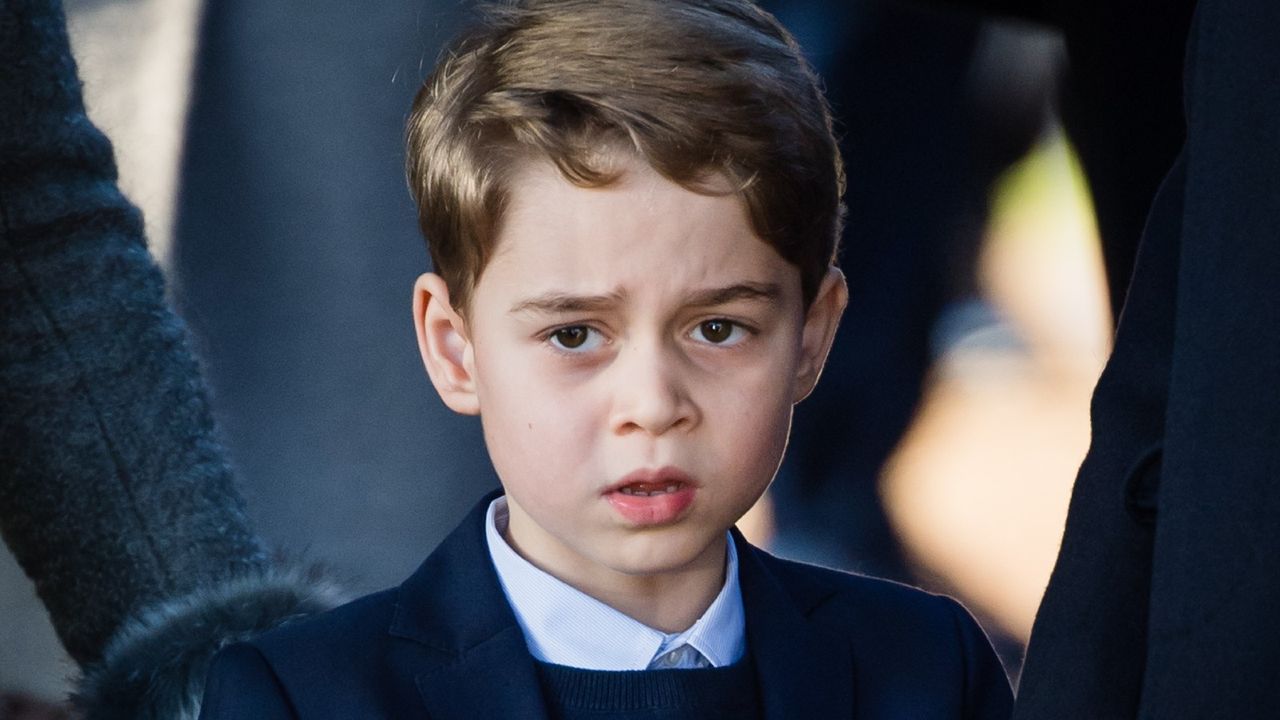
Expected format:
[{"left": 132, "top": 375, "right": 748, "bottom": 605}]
[
  {"left": 504, "top": 523, "right": 728, "bottom": 633},
  {"left": 582, "top": 539, "right": 727, "bottom": 633}
]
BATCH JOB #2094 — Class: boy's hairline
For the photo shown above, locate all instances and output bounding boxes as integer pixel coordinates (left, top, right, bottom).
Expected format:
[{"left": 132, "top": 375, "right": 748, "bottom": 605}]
[
  {"left": 408, "top": 0, "right": 845, "bottom": 320},
  {"left": 443, "top": 148, "right": 824, "bottom": 321}
]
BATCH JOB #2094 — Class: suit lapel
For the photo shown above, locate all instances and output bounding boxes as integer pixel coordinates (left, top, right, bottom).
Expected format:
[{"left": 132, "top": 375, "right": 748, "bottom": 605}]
[
  {"left": 734, "top": 531, "right": 856, "bottom": 719},
  {"left": 412, "top": 624, "right": 549, "bottom": 720},
  {"left": 384, "top": 499, "right": 854, "bottom": 719},
  {"left": 388, "top": 492, "right": 550, "bottom": 720}
]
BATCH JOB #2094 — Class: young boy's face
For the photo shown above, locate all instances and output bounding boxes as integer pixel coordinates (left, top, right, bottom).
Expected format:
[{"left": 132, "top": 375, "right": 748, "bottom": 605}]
[{"left": 415, "top": 154, "right": 845, "bottom": 594}]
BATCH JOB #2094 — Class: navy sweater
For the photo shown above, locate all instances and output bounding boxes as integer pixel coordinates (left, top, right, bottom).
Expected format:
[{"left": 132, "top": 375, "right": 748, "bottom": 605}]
[{"left": 534, "top": 657, "right": 762, "bottom": 719}]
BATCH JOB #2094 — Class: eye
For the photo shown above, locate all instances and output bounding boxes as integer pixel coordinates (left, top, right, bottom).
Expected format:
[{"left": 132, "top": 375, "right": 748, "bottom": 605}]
[
  {"left": 691, "top": 319, "right": 748, "bottom": 346},
  {"left": 548, "top": 325, "right": 604, "bottom": 353}
]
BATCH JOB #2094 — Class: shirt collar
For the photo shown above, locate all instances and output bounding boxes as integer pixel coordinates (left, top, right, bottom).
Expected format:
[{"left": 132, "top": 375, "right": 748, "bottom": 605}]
[{"left": 484, "top": 496, "right": 745, "bottom": 670}]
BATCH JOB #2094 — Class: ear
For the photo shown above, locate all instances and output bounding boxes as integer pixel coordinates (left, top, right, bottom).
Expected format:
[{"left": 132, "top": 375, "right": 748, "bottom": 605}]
[
  {"left": 793, "top": 266, "right": 848, "bottom": 403},
  {"left": 413, "top": 273, "right": 480, "bottom": 415}
]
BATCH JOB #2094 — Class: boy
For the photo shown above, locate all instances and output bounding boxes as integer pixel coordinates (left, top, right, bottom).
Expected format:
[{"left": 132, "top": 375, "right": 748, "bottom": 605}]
[{"left": 199, "top": 1, "right": 1013, "bottom": 717}]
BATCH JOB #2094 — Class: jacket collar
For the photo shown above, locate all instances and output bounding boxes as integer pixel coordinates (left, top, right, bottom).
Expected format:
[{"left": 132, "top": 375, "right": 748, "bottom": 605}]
[
  {"left": 387, "top": 491, "right": 547, "bottom": 718},
  {"left": 389, "top": 492, "right": 854, "bottom": 719},
  {"left": 734, "top": 526, "right": 856, "bottom": 717}
]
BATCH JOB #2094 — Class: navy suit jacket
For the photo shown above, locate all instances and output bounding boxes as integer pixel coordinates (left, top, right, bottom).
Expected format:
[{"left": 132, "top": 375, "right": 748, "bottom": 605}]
[{"left": 198, "top": 496, "right": 1012, "bottom": 719}]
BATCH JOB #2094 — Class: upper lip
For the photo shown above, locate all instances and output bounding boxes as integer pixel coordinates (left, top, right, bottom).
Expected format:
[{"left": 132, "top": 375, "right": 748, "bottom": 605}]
[{"left": 602, "top": 466, "right": 697, "bottom": 494}]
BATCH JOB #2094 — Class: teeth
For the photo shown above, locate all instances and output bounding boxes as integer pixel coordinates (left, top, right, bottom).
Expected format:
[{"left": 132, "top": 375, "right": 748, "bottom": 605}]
[{"left": 618, "top": 483, "right": 681, "bottom": 497}]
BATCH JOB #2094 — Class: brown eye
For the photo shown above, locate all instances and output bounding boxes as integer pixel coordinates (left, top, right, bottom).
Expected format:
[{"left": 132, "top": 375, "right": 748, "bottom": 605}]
[
  {"left": 551, "top": 326, "right": 594, "bottom": 350},
  {"left": 698, "top": 320, "right": 733, "bottom": 344}
]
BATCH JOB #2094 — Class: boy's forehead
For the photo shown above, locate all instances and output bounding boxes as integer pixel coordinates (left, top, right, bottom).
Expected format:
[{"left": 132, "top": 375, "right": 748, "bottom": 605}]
[
  {"left": 495, "top": 157, "right": 752, "bottom": 253},
  {"left": 480, "top": 157, "right": 800, "bottom": 307}
]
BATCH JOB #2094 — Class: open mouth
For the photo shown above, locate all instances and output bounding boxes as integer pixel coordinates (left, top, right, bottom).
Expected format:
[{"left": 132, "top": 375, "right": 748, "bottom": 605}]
[
  {"left": 604, "top": 466, "right": 697, "bottom": 495},
  {"left": 604, "top": 469, "right": 697, "bottom": 525},
  {"left": 616, "top": 482, "right": 685, "bottom": 497}
]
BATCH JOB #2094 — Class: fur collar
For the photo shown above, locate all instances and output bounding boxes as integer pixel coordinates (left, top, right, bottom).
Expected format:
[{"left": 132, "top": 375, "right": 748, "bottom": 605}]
[{"left": 75, "top": 568, "right": 346, "bottom": 720}]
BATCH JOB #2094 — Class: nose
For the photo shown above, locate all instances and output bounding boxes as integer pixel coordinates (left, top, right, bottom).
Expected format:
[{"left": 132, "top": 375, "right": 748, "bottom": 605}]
[{"left": 608, "top": 338, "right": 699, "bottom": 437}]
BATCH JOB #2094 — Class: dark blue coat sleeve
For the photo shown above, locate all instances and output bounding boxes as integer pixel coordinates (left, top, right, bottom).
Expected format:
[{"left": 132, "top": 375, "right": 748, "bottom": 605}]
[
  {"left": 199, "top": 643, "right": 299, "bottom": 720},
  {"left": 1, "top": 0, "right": 267, "bottom": 668}
]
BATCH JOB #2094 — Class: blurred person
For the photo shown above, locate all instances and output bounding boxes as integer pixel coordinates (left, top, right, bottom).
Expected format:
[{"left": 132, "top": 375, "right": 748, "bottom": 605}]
[
  {"left": 169, "top": 0, "right": 493, "bottom": 595},
  {"left": 929, "top": 0, "right": 1196, "bottom": 319},
  {"left": 763, "top": 0, "right": 1053, "bottom": 590},
  {"left": 1, "top": 1, "right": 343, "bottom": 716},
  {"left": 4, "top": 0, "right": 493, "bottom": 703},
  {"left": 1013, "top": 0, "right": 1280, "bottom": 715},
  {"left": 764, "top": 0, "right": 1193, "bottom": 682}
]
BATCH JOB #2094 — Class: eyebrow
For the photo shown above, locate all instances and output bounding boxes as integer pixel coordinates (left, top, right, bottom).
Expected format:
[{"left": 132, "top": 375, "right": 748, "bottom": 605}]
[
  {"left": 684, "top": 282, "right": 783, "bottom": 308},
  {"left": 508, "top": 282, "right": 783, "bottom": 316},
  {"left": 509, "top": 290, "right": 626, "bottom": 315}
]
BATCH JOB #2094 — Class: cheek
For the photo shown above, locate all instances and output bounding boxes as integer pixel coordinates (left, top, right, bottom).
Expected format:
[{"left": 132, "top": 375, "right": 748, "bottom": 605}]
[
  {"left": 703, "top": 361, "right": 795, "bottom": 468},
  {"left": 483, "top": 361, "right": 597, "bottom": 436},
  {"left": 475, "top": 347, "right": 603, "bottom": 490}
]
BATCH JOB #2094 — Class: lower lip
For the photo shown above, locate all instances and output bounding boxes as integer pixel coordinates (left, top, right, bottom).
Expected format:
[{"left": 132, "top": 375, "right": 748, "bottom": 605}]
[{"left": 605, "top": 487, "right": 696, "bottom": 526}]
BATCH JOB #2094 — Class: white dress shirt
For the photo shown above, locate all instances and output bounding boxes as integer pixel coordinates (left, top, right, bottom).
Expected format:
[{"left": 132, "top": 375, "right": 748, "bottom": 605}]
[{"left": 484, "top": 496, "right": 746, "bottom": 671}]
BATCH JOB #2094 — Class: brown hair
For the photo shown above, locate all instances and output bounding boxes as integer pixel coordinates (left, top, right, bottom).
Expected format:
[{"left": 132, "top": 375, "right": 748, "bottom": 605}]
[{"left": 406, "top": 0, "right": 844, "bottom": 311}]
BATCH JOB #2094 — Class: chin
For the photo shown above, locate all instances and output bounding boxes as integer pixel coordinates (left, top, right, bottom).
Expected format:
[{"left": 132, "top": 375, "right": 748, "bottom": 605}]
[{"left": 605, "top": 528, "right": 725, "bottom": 576}]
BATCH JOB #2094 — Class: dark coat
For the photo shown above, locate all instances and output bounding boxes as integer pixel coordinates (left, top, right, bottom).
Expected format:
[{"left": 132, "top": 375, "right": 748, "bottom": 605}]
[
  {"left": 2, "top": 3, "right": 346, "bottom": 717},
  {"left": 198, "top": 495, "right": 1013, "bottom": 719},
  {"left": 1014, "top": 0, "right": 1280, "bottom": 717}
]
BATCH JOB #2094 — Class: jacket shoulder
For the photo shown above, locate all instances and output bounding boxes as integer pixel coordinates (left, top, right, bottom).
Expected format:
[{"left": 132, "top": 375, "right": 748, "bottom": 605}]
[
  {"left": 750, "top": 549, "right": 1014, "bottom": 718},
  {"left": 222, "top": 587, "right": 427, "bottom": 718},
  {"left": 250, "top": 586, "right": 400, "bottom": 658},
  {"left": 753, "top": 549, "right": 962, "bottom": 624}
]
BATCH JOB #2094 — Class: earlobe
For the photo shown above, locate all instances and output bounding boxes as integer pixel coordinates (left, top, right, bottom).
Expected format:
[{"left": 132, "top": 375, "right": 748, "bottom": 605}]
[
  {"left": 413, "top": 273, "right": 480, "bottom": 415},
  {"left": 794, "top": 266, "right": 848, "bottom": 403}
]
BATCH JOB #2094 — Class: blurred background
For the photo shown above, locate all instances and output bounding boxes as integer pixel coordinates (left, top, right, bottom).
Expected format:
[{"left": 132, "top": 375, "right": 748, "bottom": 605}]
[{"left": 3, "top": 0, "right": 1169, "bottom": 703}]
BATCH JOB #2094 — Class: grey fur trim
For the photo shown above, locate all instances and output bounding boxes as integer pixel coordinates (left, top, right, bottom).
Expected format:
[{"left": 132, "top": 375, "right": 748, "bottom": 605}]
[{"left": 74, "top": 568, "right": 348, "bottom": 720}]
